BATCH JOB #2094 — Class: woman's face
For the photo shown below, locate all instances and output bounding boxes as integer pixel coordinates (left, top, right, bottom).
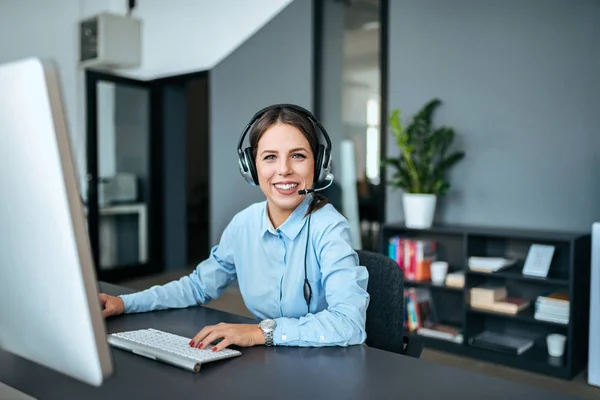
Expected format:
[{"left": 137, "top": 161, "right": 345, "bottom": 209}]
[{"left": 255, "top": 122, "right": 315, "bottom": 219}]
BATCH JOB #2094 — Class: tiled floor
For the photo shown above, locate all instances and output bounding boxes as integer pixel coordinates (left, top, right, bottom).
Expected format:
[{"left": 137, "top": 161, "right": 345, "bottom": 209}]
[{"left": 119, "top": 269, "right": 600, "bottom": 400}]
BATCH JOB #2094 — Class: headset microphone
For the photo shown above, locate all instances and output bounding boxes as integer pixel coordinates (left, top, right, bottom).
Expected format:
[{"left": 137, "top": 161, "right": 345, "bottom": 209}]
[{"left": 298, "top": 173, "right": 334, "bottom": 195}]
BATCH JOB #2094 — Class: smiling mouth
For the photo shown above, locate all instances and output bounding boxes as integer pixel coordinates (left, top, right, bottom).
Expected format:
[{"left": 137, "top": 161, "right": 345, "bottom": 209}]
[
  {"left": 274, "top": 183, "right": 298, "bottom": 190},
  {"left": 273, "top": 182, "right": 299, "bottom": 195}
]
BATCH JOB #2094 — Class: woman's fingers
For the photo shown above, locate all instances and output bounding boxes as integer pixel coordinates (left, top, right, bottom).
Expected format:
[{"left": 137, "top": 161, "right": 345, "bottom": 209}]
[
  {"left": 98, "top": 294, "right": 125, "bottom": 318},
  {"left": 102, "top": 305, "right": 113, "bottom": 318},
  {"left": 199, "top": 330, "right": 223, "bottom": 349},
  {"left": 190, "top": 326, "right": 212, "bottom": 347},
  {"left": 213, "top": 337, "right": 232, "bottom": 352},
  {"left": 189, "top": 323, "right": 254, "bottom": 351}
]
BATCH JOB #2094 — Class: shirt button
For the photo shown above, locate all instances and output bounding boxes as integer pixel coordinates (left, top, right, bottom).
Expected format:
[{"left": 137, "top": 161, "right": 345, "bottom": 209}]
[{"left": 282, "top": 335, "right": 287, "bottom": 341}]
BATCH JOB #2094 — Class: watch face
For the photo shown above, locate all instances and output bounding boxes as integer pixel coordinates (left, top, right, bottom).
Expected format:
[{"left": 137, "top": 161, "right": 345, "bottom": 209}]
[{"left": 260, "top": 319, "right": 276, "bottom": 330}]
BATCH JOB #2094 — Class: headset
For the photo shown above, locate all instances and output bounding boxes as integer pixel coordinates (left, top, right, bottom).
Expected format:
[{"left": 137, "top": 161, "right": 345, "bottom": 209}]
[
  {"left": 237, "top": 103, "right": 333, "bottom": 191},
  {"left": 237, "top": 103, "right": 335, "bottom": 313}
]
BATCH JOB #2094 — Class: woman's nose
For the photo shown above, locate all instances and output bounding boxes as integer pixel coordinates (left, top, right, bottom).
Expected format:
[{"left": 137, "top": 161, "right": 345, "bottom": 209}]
[{"left": 278, "top": 158, "right": 292, "bottom": 175}]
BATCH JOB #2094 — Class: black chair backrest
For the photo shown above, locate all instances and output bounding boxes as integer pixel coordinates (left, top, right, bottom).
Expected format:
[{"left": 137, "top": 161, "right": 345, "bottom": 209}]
[{"left": 357, "top": 249, "right": 406, "bottom": 354}]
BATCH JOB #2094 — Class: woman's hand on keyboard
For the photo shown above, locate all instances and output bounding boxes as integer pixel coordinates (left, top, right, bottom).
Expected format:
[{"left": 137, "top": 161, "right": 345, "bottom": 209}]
[
  {"left": 190, "top": 323, "right": 265, "bottom": 352},
  {"left": 99, "top": 293, "right": 125, "bottom": 318}
]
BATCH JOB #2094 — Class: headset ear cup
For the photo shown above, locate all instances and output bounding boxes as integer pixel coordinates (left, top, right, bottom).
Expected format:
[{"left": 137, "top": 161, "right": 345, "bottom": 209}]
[
  {"left": 243, "top": 147, "right": 259, "bottom": 186},
  {"left": 314, "top": 145, "right": 326, "bottom": 184}
]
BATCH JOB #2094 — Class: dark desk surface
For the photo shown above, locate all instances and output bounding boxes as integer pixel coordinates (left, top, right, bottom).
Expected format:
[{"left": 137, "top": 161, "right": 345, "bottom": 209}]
[{"left": 0, "top": 282, "right": 582, "bottom": 400}]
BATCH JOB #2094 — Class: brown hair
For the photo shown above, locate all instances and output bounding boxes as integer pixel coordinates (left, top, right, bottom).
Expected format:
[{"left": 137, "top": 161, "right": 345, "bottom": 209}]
[{"left": 249, "top": 106, "right": 328, "bottom": 215}]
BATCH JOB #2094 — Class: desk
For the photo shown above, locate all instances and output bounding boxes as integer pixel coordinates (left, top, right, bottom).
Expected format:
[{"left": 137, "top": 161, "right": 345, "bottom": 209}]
[{"left": 0, "top": 283, "right": 582, "bottom": 400}]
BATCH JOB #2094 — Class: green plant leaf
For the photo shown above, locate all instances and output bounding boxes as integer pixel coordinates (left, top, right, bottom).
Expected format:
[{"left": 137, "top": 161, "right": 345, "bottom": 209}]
[
  {"left": 435, "top": 151, "right": 465, "bottom": 175},
  {"left": 382, "top": 157, "right": 414, "bottom": 192},
  {"left": 382, "top": 99, "right": 465, "bottom": 196}
]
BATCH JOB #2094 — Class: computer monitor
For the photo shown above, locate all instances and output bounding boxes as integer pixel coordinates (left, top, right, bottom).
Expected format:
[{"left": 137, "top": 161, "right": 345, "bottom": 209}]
[
  {"left": 0, "top": 57, "right": 113, "bottom": 394},
  {"left": 590, "top": 222, "right": 600, "bottom": 387}
]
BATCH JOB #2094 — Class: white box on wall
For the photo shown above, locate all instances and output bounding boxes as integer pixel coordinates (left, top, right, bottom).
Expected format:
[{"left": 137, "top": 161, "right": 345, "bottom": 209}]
[
  {"left": 590, "top": 222, "right": 600, "bottom": 387},
  {"left": 79, "top": 13, "right": 142, "bottom": 69}
]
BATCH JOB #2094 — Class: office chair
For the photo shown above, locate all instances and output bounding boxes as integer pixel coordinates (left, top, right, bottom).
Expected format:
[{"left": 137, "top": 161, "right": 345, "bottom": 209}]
[{"left": 357, "top": 249, "right": 423, "bottom": 358}]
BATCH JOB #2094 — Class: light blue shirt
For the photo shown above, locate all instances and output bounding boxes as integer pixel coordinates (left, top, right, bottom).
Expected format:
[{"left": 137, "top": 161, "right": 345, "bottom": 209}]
[{"left": 120, "top": 194, "right": 370, "bottom": 347}]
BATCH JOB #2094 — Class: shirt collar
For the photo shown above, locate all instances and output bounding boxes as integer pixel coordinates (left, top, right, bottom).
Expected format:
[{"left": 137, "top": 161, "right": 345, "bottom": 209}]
[{"left": 261, "top": 194, "right": 313, "bottom": 241}]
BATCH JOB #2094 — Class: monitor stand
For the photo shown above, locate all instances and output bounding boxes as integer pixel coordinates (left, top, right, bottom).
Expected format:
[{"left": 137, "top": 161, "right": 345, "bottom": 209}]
[{"left": 0, "top": 381, "right": 37, "bottom": 400}]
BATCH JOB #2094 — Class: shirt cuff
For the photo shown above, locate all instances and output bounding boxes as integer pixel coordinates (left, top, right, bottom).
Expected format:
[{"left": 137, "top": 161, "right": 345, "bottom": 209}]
[
  {"left": 119, "top": 294, "right": 135, "bottom": 314},
  {"left": 273, "top": 317, "right": 300, "bottom": 345}
]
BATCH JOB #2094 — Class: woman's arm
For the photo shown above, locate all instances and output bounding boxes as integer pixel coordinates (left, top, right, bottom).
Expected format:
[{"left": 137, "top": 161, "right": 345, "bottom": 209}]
[
  {"left": 119, "top": 217, "right": 238, "bottom": 314},
  {"left": 272, "top": 217, "right": 370, "bottom": 347}
]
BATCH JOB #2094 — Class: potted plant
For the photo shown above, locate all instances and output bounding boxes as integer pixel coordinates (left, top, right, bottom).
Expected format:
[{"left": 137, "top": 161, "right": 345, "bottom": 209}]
[{"left": 382, "top": 98, "right": 465, "bottom": 228}]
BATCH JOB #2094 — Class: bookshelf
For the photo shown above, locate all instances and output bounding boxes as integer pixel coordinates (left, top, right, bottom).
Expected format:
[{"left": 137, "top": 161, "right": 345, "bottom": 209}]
[{"left": 381, "top": 223, "right": 591, "bottom": 379}]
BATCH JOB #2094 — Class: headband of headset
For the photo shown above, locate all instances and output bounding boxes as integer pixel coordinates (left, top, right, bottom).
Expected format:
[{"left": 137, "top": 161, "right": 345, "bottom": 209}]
[{"left": 237, "top": 104, "right": 332, "bottom": 187}]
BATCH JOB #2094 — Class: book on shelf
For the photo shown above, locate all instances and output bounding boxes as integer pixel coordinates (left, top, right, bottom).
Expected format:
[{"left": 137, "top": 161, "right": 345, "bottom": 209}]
[
  {"left": 469, "top": 284, "right": 530, "bottom": 315},
  {"left": 533, "top": 311, "right": 569, "bottom": 325},
  {"left": 468, "top": 256, "right": 517, "bottom": 273},
  {"left": 404, "top": 287, "right": 464, "bottom": 343},
  {"left": 470, "top": 284, "right": 508, "bottom": 304},
  {"left": 468, "top": 331, "right": 534, "bottom": 355},
  {"left": 537, "top": 291, "right": 569, "bottom": 307},
  {"left": 471, "top": 298, "right": 531, "bottom": 315},
  {"left": 535, "top": 291, "right": 570, "bottom": 324},
  {"left": 404, "top": 288, "right": 433, "bottom": 332},
  {"left": 388, "top": 236, "right": 437, "bottom": 281},
  {"left": 417, "top": 323, "right": 464, "bottom": 344},
  {"left": 445, "top": 270, "right": 465, "bottom": 288}
]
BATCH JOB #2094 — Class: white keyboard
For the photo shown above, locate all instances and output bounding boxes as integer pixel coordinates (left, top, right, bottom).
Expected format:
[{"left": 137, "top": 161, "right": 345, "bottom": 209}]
[{"left": 107, "top": 328, "right": 241, "bottom": 373}]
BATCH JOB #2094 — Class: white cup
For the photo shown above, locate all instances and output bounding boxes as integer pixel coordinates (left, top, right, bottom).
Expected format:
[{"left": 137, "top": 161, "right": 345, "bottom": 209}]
[
  {"left": 430, "top": 261, "right": 449, "bottom": 285},
  {"left": 547, "top": 333, "right": 567, "bottom": 357}
]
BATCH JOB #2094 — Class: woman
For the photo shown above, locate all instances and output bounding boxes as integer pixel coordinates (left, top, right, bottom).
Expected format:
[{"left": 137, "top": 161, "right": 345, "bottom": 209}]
[{"left": 99, "top": 105, "right": 370, "bottom": 352}]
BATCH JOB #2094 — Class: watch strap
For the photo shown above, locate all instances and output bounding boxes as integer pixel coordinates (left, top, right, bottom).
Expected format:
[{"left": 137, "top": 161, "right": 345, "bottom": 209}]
[{"left": 264, "top": 329, "right": 274, "bottom": 346}]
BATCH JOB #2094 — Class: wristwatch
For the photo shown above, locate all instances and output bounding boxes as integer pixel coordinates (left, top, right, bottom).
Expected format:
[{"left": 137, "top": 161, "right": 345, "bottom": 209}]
[{"left": 259, "top": 319, "right": 277, "bottom": 346}]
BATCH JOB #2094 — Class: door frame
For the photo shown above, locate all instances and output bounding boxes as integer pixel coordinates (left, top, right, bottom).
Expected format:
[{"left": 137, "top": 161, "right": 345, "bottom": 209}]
[
  {"left": 312, "top": 0, "right": 390, "bottom": 247},
  {"left": 151, "top": 70, "right": 211, "bottom": 267},
  {"left": 85, "top": 69, "right": 164, "bottom": 282}
]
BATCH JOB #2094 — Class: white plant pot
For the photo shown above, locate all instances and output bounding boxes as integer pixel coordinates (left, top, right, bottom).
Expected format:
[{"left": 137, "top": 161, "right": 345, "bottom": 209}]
[{"left": 403, "top": 193, "right": 437, "bottom": 229}]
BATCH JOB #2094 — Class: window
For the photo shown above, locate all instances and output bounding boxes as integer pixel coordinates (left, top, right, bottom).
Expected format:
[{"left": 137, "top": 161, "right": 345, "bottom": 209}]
[{"left": 366, "top": 98, "right": 380, "bottom": 184}]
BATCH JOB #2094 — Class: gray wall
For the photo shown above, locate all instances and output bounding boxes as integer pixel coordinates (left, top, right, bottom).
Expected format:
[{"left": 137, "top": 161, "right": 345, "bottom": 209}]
[
  {"left": 387, "top": 0, "right": 600, "bottom": 232},
  {"left": 209, "top": 0, "right": 313, "bottom": 244}
]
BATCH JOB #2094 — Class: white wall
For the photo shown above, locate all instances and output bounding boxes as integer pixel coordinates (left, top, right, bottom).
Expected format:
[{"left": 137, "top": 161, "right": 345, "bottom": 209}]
[
  {"left": 1, "top": 0, "right": 293, "bottom": 195},
  {"left": 0, "top": 0, "right": 84, "bottom": 186},
  {"left": 81, "top": 0, "right": 294, "bottom": 79}
]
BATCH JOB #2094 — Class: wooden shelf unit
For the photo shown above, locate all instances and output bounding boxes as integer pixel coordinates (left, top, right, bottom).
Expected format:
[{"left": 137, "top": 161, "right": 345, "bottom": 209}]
[{"left": 382, "top": 223, "right": 591, "bottom": 379}]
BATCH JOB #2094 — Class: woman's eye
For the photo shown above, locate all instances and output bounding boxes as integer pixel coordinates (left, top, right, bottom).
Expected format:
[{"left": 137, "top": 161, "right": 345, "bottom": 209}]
[
  {"left": 264, "top": 155, "right": 275, "bottom": 160},
  {"left": 292, "top": 153, "right": 306, "bottom": 159}
]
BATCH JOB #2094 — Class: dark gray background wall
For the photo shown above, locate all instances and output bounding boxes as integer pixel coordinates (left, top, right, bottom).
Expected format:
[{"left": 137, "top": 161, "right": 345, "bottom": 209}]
[
  {"left": 209, "top": 0, "right": 313, "bottom": 244},
  {"left": 186, "top": 77, "right": 210, "bottom": 264},
  {"left": 387, "top": 0, "right": 600, "bottom": 232},
  {"left": 162, "top": 85, "right": 187, "bottom": 270}
]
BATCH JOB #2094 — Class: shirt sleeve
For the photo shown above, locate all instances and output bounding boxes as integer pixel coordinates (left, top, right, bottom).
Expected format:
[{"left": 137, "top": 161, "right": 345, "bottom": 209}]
[
  {"left": 272, "top": 217, "right": 370, "bottom": 347},
  {"left": 119, "top": 216, "right": 238, "bottom": 314}
]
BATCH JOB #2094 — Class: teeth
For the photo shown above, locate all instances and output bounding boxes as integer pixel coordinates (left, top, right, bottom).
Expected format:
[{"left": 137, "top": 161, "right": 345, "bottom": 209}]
[{"left": 275, "top": 183, "right": 298, "bottom": 190}]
